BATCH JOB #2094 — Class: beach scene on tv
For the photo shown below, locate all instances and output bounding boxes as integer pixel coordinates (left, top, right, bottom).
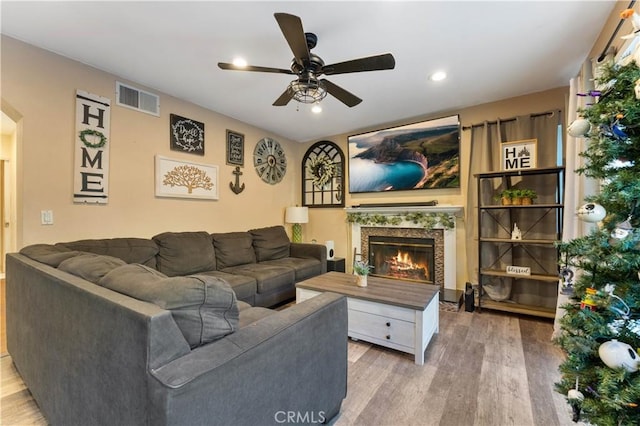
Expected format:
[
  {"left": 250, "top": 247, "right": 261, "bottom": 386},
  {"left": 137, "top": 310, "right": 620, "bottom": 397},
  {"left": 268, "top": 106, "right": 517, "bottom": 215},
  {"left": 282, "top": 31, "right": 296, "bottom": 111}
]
[{"left": 348, "top": 115, "right": 460, "bottom": 193}]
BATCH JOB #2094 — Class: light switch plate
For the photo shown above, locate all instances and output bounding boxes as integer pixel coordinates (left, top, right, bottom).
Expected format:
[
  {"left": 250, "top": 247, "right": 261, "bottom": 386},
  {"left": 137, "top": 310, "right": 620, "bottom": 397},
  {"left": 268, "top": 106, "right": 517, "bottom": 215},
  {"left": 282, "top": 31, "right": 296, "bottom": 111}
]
[{"left": 41, "top": 210, "right": 54, "bottom": 225}]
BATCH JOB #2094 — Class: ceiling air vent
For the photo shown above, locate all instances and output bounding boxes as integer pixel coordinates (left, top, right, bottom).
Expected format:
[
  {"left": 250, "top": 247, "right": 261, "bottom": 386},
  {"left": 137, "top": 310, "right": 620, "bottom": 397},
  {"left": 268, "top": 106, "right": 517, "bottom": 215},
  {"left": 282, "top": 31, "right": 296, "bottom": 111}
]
[{"left": 116, "top": 81, "right": 160, "bottom": 116}]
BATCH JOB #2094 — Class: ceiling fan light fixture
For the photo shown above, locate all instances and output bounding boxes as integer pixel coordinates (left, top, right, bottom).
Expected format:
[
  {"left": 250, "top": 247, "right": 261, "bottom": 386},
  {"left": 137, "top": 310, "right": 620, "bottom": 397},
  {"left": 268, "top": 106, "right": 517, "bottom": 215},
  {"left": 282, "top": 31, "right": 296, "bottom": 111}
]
[
  {"left": 232, "top": 57, "right": 248, "bottom": 67},
  {"left": 288, "top": 77, "right": 327, "bottom": 104},
  {"left": 429, "top": 71, "right": 447, "bottom": 82},
  {"left": 311, "top": 103, "right": 322, "bottom": 113}
]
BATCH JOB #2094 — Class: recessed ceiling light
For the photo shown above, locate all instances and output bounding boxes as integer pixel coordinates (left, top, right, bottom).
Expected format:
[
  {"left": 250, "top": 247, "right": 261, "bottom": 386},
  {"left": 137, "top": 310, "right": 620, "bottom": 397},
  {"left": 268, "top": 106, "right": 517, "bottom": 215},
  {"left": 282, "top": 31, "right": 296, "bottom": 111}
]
[
  {"left": 232, "top": 57, "right": 247, "bottom": 67},
  {"left": 430, "top": 71, "right": 447, "bottom": 82},
  {"left": 311, "top": 104, "right": 322, "bottom": 114}
]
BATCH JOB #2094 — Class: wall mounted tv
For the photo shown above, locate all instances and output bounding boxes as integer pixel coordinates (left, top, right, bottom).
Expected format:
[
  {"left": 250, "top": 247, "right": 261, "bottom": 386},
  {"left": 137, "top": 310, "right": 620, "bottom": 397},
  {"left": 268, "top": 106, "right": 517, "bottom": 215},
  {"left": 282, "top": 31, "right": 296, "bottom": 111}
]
[{"left": 348, "top": 114, "right": 460, "bottom": 193}]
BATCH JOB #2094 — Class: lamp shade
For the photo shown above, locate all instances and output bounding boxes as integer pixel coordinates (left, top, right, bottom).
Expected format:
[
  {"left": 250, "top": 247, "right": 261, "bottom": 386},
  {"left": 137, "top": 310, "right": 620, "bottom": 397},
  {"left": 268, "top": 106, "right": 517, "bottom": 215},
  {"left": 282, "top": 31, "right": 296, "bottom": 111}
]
[{"left": 285, "top": 206, "right": 309, "bottom": 224}]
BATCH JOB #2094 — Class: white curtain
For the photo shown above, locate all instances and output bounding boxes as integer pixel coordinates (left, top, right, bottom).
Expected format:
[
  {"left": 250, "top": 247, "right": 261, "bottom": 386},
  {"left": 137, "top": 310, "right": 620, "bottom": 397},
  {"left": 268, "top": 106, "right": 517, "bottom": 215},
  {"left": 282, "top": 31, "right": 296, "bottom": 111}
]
[{"left": 552, "top": 60, "right": 601, "bottom": 338}]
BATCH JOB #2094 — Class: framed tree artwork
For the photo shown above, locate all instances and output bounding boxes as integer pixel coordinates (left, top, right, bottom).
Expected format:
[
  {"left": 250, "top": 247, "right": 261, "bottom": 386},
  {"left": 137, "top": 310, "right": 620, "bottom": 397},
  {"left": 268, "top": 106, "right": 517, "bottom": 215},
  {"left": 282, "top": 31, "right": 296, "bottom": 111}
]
[
  {"left": 155, "top": 155, "right": 218, "bottom": 200},
  {"left": 302, "top": 141, "right": 345, "bottom": 208}
]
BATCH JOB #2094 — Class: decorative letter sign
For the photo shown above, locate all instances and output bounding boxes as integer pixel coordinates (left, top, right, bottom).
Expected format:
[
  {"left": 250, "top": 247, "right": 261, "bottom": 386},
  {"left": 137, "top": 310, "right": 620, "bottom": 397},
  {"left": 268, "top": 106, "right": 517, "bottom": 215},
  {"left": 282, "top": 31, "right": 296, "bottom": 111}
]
[
  {"left": 74, "top": 90, "right": 110, "bottom": 203},
  {"left": 501, "top": 139, "right": 537, "bottom": 171}
]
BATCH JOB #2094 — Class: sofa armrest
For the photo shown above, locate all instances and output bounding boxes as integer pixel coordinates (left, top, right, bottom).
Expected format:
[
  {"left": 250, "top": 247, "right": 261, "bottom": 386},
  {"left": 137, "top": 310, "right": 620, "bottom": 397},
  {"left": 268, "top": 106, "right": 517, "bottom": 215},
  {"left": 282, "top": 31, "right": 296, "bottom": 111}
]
[
  {"left": 148, "top": 292, "right": 347, "bottom": 426},
  {"left": 290, "top": 242, "right": 327, "bottom": 273}
]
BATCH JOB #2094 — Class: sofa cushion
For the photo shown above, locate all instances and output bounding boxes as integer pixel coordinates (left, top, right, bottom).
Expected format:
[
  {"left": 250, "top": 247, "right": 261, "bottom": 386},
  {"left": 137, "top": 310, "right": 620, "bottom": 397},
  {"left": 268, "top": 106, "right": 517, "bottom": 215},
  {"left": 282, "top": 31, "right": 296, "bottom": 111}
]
[
  {"left": 260, "top": 257, "right": 322, "bottom": 281},
  {"left": 238, "top": 306, "right": 277, "bottom": 328},
  {"left": 153, "top": 232, "right": 216, "bottom": 277},
  {"left": 220, "top": 263, "right": 295, "bottom": 294},
  {"left": 99, "top": 264, "right": 238, "bottom": 348},
  {"left": 19, "top": 244, "right": 82, "bottom": 267},
  {"left": 56, "top": 238, "right": 159, "bottom": 268},
  {"left": 197, "top": 270, "right": 257, "bottom": 305},
  {"left": 249, "top": 225, "right": 290, "bottom": 262},
  {"left": 212, "top": 232, "right": 256, "bottom": 269},
  {"left": 58, "top": 253, "right": 127, "bottom": 284}
]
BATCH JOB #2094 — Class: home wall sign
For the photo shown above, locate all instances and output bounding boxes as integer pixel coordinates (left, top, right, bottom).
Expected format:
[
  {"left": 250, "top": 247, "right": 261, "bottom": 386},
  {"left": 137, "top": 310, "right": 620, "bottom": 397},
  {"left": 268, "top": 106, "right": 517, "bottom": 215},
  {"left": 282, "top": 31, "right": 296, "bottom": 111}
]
[
  {"left": 226, "top": 129, "right": 244, "bottom": 166},
  {"left": 170, "top": 114, "right": 204, "bottom": 155},
  {"left": 155, "top": 155, "right": 218, "bottom": 200},
  {"left": 74, "top": 89, "right": 110, "bottom": 204},
  {"left": 501, "top": 139, "right": 537, "bottom": 171}
]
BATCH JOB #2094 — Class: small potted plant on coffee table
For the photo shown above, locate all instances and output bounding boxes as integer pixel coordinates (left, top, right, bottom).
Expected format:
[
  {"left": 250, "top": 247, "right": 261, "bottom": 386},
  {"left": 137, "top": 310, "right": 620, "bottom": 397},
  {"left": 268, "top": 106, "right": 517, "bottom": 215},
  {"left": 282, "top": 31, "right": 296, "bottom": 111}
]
[{"left": 353, "top": 259, "right": 372, "bottom": 288}]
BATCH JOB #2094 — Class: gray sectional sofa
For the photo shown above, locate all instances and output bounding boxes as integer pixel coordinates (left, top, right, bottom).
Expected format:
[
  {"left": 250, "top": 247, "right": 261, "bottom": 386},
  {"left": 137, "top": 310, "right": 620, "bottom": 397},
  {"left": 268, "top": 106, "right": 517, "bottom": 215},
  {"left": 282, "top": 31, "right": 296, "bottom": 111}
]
[{"left": 6, "top": 225, "right": 348, "bottom": 425}]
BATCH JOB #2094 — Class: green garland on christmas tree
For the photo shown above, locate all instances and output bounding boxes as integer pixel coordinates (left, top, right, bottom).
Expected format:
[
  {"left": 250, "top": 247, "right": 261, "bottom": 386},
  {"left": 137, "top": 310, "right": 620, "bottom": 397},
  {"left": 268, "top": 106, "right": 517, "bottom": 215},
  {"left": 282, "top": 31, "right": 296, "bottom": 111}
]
[{"left": 556, "top": 60, "right": 640, "bottom": 425}]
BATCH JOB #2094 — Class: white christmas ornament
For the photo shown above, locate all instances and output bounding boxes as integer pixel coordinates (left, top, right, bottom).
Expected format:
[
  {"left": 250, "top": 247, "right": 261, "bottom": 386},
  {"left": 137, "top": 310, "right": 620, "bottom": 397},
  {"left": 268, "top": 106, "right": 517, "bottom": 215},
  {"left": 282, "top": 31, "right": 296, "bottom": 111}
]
[
  {"left": 610, "top": 218, "right": 633, "bottom": 240},
  {"left": 577, "top": 203, "right": 607, "bottom": 222},
  {"left": 598, "top": 339, "right": 640, "bottom": 372},
  {"left": 635, "top": 78, "right": 640, "bottom": 100},
  {"left": 567, "top": 118, "right": 591, "bottom": 137},
  {"left": 567, "top": 388, "right": 584, "bottom": 401}
]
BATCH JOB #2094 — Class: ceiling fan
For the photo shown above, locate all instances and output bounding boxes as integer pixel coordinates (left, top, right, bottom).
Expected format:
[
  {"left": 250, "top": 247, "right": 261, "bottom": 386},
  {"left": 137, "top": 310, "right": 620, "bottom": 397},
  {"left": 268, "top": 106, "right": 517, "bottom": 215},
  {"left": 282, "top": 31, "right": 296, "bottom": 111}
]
[{"left": 218, "top": 13, "right": 396, "bottom": 108}]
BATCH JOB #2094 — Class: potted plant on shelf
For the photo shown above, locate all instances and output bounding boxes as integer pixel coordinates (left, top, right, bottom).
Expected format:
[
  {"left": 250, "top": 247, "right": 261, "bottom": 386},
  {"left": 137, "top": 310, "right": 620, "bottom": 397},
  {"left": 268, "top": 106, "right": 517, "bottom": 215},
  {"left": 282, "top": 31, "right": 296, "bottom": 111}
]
[
  {"left": 495, "top": 189, "right": 514, "bottom": 205},
  {"left": 519, "top": 188, "right": 538, "bottom": 205},
  {"left": 353, "top": 259, "right": 372, "bottom": 288}
]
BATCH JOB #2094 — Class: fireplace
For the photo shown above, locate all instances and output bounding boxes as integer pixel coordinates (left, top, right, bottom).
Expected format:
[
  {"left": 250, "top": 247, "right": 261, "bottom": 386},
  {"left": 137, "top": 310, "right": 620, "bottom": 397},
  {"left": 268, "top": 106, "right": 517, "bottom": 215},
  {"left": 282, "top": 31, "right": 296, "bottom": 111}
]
[
  {"left": 369, "top": 236, "right": 435, "bottom": 284},
  {"left": 347, "top": 204, "right": 463, "bottom": 301}
]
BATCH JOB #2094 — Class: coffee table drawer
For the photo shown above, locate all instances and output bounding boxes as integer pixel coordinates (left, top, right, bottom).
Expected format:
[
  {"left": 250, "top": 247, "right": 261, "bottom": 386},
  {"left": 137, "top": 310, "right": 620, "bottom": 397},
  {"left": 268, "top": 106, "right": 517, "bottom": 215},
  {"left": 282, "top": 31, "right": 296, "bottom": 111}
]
[
  {"left": 349, "top": 310, "right": 415, "bottom": 348},
  {"left": 348, "top": 297, "right": 415, "bottom": 322}
]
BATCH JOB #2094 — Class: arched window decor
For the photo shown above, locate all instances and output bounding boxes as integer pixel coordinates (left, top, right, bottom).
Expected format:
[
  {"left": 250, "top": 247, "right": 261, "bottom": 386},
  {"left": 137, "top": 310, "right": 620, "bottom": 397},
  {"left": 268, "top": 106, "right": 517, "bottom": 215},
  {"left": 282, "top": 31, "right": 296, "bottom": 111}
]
[{"left": 302, "top": 140, "right": 345, "bottom": 207}]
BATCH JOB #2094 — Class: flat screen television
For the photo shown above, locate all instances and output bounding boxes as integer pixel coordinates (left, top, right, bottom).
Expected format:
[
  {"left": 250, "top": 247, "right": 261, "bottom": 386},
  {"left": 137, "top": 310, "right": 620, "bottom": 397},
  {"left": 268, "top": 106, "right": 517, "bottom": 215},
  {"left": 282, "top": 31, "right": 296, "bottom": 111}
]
[{"left": 347, "top": 114, "right": 460, "bottom": 193}]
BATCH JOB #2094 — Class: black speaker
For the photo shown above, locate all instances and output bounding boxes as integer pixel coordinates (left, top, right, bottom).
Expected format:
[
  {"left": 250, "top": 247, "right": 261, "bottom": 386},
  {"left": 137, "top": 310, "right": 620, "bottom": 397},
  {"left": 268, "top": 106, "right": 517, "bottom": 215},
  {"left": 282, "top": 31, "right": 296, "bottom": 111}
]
[{"left": 464, "top": 282, "right": 475, "bottom": 312}]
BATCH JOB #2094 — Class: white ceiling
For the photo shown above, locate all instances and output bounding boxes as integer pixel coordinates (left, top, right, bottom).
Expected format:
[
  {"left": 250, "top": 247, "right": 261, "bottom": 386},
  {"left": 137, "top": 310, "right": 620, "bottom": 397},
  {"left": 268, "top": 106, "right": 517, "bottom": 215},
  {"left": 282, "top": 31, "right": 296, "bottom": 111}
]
[{"left": 1, "top": 1, "right": 616, "bottom": 143}]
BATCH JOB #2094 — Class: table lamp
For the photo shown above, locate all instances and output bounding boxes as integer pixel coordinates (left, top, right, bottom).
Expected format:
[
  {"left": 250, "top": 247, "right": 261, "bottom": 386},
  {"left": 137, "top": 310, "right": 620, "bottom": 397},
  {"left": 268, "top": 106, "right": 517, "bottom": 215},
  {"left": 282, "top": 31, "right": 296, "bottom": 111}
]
[{"left": 285, "top": 206, "right": 308, "bottom": 243}]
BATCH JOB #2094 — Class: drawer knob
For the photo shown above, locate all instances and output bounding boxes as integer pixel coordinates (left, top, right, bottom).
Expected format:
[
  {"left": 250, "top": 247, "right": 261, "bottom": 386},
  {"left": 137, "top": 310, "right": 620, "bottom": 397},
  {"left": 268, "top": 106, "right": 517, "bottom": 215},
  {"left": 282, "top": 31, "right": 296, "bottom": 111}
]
[
  {"left": 386, "top": 322, "right": 391, "bottom": 327},
  {"left": 386, "top": 335, "right": 391, "bottom": 340}
]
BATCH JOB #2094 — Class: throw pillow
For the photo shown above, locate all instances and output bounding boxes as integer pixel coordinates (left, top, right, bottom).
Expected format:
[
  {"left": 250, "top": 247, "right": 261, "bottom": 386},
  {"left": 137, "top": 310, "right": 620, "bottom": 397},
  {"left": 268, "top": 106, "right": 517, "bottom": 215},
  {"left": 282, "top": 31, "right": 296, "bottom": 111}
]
[
  {"left": 19, "top": 244, "right": 82, "bottom": 267},
  {"left": 153, "top": 231, "right": 216, "bottom": 276},
  {"left": 99, "top": 264, "right": 238, "bottom": 348},
  {"left": 58, "top": 253, "right": 127, "bottom": 284},
  {"left": 249, "top": 225, "right": 290, "bottom": 262},
  {"left": 212, "top": 232, "right": 256, "bottom": 269}
]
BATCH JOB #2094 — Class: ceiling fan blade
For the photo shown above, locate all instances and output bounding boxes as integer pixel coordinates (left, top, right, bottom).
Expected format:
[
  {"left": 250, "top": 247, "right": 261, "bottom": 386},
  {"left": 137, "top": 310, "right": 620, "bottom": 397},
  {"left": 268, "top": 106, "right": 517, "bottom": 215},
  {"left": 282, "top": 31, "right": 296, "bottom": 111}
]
[
  {"left": 218, "top": 62, "right": 294, "bottom": 75},
  {"left": 274, "top": 13, "right": 310, "bottom": 65},
  {"left": 323, "top": 53, "right": 395, "bottom": 75},
  {"left": 273, "top": 88, "right": 294, "bottom": 106},
  {"left": 321, "top": 79, "right": 362, "bottom": 107}
]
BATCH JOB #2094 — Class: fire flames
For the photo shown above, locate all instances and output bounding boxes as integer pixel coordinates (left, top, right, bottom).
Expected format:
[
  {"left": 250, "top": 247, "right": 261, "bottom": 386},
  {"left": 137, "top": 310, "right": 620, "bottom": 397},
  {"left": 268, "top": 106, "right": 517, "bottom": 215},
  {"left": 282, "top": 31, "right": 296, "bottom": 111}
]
[{"left": 382, "top": 249, "right": 429, "bottom": 281}]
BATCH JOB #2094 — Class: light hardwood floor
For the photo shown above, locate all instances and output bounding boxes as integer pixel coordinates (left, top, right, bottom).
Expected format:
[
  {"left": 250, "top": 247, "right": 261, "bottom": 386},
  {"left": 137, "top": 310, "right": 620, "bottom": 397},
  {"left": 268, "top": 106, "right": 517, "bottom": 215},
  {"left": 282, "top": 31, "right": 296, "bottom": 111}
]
[{"left": 0, "top": 308, "right": 576, "bottom": 426}]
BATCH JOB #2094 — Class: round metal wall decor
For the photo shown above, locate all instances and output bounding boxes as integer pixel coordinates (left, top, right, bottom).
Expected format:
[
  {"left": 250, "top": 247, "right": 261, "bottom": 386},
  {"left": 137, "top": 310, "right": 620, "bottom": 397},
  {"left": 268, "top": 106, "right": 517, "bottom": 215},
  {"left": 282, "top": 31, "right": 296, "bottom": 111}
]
[{"left": 253, "top": 137, "right": 287, "bottom": 185}]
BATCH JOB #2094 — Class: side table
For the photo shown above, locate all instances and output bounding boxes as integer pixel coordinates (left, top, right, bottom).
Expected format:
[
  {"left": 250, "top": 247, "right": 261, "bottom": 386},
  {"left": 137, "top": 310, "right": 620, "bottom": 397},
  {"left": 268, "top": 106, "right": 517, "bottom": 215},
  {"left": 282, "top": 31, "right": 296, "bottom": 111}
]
[{"left": 327, "top": 257, "right": 345, "bottom": 272}]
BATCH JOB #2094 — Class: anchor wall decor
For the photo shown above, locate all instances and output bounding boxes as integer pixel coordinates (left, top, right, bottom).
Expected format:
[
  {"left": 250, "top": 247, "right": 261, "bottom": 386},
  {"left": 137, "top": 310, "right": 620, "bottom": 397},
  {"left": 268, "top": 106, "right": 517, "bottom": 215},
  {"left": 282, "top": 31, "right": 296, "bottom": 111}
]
[{"left": 230, "top": 166, "right": 245, "bottom": 194}]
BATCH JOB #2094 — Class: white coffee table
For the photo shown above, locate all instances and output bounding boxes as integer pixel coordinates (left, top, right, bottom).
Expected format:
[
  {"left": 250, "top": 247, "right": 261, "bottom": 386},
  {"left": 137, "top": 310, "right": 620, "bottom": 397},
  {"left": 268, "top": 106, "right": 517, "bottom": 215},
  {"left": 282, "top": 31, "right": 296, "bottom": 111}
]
[{"left": 296, "top": 271, "right": 439, "bottom": 365}]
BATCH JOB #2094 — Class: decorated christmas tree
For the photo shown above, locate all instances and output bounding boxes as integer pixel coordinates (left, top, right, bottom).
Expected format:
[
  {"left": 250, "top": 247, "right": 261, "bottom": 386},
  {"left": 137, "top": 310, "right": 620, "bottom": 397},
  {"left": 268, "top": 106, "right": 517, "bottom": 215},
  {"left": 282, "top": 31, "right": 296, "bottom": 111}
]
[{"left": 556, "top": 59, "right": 640, "bottom": 425}]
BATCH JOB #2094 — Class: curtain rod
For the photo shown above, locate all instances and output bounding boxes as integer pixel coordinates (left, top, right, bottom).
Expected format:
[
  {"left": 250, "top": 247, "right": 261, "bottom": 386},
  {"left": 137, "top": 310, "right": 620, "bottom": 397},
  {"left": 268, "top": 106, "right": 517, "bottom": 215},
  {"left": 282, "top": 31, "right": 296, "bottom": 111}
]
[
  {"left": 597, "top": 0, "right": 636, "bottom": 62},
  {"left": 462, "top": 110, "right": 559, "bottom": 131}
]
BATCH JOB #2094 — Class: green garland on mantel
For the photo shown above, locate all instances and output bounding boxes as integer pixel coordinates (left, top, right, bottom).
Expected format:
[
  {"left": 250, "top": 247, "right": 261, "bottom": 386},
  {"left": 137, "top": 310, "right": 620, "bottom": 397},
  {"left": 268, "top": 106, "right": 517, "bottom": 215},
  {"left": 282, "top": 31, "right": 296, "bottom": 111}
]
[{"left": 346, "top": 211, "right": 455, "bottom": 231}]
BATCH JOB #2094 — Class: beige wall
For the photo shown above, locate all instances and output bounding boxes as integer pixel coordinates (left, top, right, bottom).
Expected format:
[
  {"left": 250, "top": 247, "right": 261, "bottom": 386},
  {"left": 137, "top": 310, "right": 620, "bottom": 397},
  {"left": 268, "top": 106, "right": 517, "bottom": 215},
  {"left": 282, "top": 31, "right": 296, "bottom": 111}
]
[
  {"left": 303, "top": 87, "right": 568, "bottom": 289},
  {"left": 2, "top": 36, "right": 303, "bottom": 246},
  {"left": 8, "top": 1, "right": 631, "bottom": 290},
  {"left": 0, "top": 35, "right": 569, "bottom": 290}
]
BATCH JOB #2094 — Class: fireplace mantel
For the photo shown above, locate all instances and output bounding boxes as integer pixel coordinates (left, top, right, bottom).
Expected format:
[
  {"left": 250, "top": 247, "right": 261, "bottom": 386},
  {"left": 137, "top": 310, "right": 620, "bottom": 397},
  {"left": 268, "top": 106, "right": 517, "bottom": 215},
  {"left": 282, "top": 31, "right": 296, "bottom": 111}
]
[
  {"left": 346, "top": 205, "right": 462, "bottom": 292},
  {"left": 345, "top": 205, "right": 463, "bottom": 216}
]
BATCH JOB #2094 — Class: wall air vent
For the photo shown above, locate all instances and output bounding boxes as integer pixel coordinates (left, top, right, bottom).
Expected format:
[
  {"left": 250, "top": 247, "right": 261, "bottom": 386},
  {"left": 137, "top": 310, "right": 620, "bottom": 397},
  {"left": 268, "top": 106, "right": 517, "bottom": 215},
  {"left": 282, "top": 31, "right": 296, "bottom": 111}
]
[{"left": 115, "top": 81, "right": 160, "bottom": 116}]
